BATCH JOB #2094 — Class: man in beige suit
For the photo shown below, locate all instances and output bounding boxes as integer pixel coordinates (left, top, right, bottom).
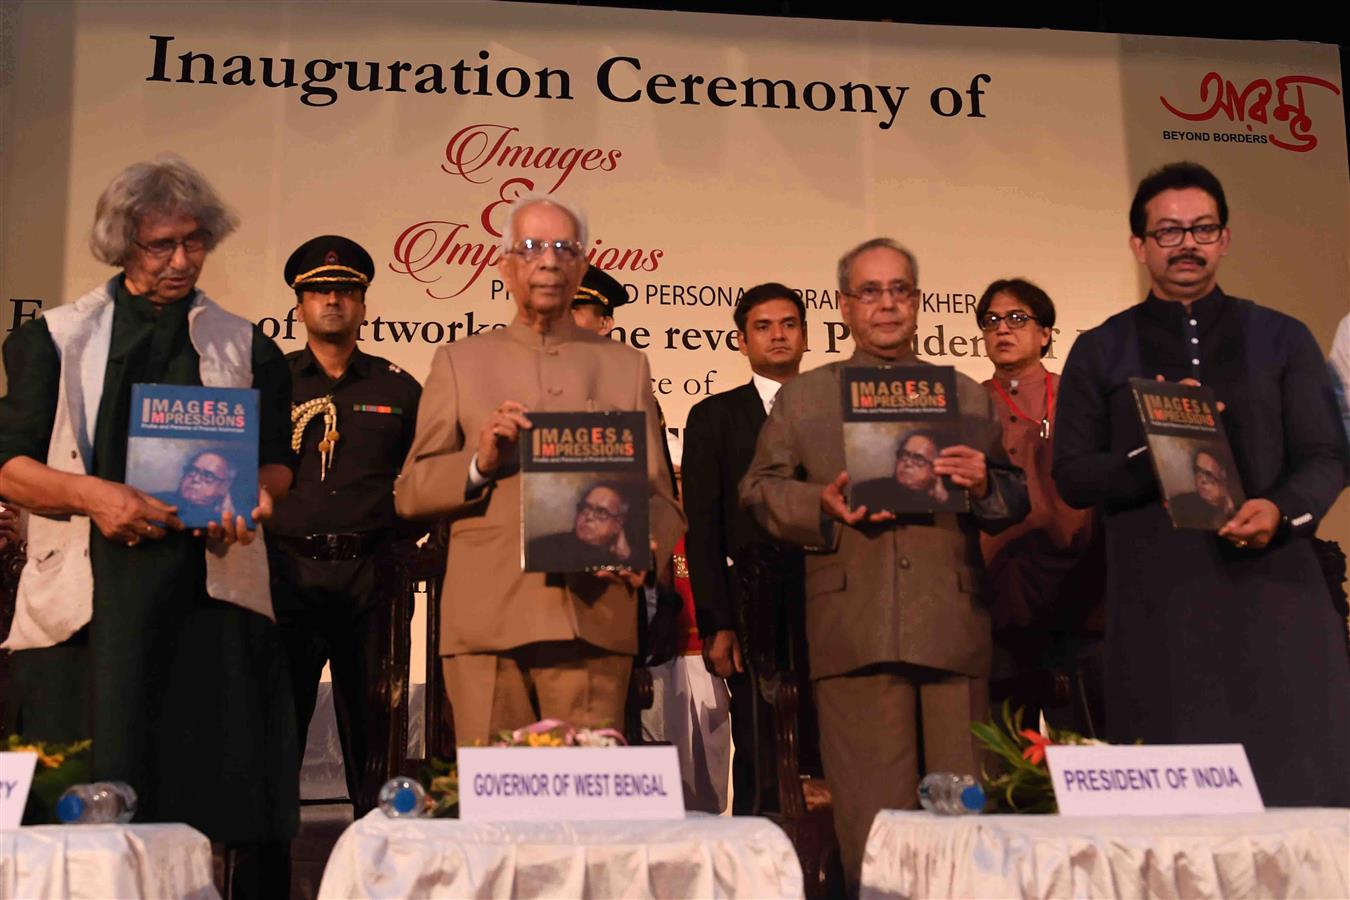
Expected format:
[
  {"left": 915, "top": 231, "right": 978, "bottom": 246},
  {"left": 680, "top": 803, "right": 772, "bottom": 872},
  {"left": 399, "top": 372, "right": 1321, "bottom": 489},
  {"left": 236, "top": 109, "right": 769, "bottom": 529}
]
[
  {"left": 741, "top": 238, "right": 1027, "bottom": 888},
  {"left": 395, "top": 195, "right": 684, "bottom": 745}
]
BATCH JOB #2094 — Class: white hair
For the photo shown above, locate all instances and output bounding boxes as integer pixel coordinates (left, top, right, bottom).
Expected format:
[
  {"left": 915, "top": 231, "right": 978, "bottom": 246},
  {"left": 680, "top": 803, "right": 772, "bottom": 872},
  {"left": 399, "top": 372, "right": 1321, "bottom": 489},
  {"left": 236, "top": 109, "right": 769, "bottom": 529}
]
[
  {"left": 837, "top": 237, "right": 919, "bottom": 294},
  {"left": 500, "top": 193, "right": 588, "bottom": 254},
  {"left": 90, "top": 155, "right": 239, "bottom": 266}
]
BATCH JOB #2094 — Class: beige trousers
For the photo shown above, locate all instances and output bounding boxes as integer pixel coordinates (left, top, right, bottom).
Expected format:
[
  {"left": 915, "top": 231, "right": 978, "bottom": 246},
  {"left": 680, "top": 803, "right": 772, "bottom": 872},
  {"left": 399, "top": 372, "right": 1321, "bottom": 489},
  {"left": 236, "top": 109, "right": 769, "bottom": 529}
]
[
  {"left": 814, "top": 663, "right": 988, "bottom": 889},
  {"left": 443, "top": 640, "right": 632, "bottom": 746}
]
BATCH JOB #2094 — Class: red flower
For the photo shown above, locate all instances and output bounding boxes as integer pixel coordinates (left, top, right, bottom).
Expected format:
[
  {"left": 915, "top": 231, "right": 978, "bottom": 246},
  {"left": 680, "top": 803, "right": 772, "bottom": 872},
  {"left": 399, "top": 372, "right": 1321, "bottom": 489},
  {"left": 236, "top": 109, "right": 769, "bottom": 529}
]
[{"left": 1020, "top": 728, "right": 1052, "bottom": 766}]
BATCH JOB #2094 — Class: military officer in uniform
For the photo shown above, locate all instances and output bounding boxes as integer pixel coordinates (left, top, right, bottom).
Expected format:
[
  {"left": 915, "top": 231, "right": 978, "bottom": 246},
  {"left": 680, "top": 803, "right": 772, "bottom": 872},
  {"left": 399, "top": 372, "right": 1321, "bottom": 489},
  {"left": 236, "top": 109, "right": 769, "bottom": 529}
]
[
  {"left": 570, "top": 265, "right": 631, "bottom": 337},
  {"left": 268, "top": 235, "right": 423, "bottom": 817}
]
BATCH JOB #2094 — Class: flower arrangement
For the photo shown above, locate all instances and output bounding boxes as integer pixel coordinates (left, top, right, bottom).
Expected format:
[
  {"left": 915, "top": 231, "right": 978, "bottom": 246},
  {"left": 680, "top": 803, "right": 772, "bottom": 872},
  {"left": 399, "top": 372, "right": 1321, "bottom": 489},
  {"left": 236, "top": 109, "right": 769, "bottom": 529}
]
[
  {"left": 492, "top": 719, "right": 626, "bottom": 749},
  {"left": 6, "top": 735, "right": 93, "bottom": 824},
  {"left": 417, "top": 757, "right": 460, "bottom": 818},
  {"left": 969, "top": 701, "right": 1103, "bottom": 814},
  {"left": 416, "top": 720, "right": 627, "bottom": 817}
]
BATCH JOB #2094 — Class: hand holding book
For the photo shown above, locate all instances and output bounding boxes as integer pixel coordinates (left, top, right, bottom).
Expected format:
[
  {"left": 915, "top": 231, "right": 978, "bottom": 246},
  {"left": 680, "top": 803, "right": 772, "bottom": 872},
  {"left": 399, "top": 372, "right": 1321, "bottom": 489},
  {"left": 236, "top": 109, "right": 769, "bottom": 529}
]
[
  {"left": 478, "top": 400, "right": 533, "bottom": 477},
  {"left": 931, "top": 445, "right": 989, "bottom": 498},
  {"left": 196, "top": 484, "right": 273, "bottom": 553},
  {"left": 1157, "top": 374, "right": 1226, "bottom": 413},
  {"left": 82, "top": 478, "right": 184, "bottom": 546},
  {"left": 1216, "top": 498, "right": 1281, "bottom": 550},
  {"left": 820, "top": 470, "right": 896, "bottom": 526}
]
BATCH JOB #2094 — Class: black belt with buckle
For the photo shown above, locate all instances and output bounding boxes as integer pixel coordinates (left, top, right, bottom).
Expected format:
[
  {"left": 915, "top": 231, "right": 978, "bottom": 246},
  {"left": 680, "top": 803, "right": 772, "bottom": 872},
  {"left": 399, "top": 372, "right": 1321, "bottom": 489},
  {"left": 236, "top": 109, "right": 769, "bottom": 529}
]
[{"left": 274, "top": 531, "right": 388, "bottom": 562}]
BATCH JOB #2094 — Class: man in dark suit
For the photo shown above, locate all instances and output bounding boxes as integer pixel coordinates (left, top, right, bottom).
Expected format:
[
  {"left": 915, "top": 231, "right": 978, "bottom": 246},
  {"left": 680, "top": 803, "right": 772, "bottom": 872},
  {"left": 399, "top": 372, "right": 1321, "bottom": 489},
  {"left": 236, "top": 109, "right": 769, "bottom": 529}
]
[
  {"left": 682, "top": 282, "right": 808, "bottom": 814},
  {"left": 741, "top": 240, "right": 1028, "bottom": 890}
]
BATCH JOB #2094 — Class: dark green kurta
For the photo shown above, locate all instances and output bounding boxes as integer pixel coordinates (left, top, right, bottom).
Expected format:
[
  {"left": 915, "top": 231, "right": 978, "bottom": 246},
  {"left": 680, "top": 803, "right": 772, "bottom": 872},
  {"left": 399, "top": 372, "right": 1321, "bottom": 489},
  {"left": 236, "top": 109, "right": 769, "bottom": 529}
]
[{"left": 0, "top": 277, "right": 298, "bottom": 842}]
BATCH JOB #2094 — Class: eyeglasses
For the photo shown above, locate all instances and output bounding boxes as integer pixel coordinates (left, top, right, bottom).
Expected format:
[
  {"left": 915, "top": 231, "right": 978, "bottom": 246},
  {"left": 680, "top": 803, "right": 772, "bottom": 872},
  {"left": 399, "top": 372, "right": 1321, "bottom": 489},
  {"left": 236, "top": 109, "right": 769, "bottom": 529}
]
[
  {"left": 1144, "top": 224, "right": 1224, "bottom": 248},
  {"left": 896, "top": 450, "right": 935, "bottom": 469},
  {"left": 183, "top": 464, "right": 229, "bottom": 486},
  {"left": 135, "top": 230, "right": 212, "bottom": 259},
  {"left": 978, "top": 311, "right": 1040, "bottom": 332},
  {"left": 576, "top": 501, "right": 623, "bottom": 523},
  {"left": 843, "top": 282, "right": 919, "bottom": 305},
  {"left": 1194, "top": 466, "right": 1227, "bottom": 486},
  {"left": 507, "top": 238, "right": 584, "bottom": 262}
]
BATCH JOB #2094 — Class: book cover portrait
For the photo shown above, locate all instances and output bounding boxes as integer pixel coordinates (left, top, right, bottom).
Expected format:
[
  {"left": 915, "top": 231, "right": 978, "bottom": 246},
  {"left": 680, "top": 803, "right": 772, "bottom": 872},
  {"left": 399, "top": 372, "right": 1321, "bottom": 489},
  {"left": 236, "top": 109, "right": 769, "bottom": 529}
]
[{"left": 126, "top": 384, "right": 260, "bottom": 528}]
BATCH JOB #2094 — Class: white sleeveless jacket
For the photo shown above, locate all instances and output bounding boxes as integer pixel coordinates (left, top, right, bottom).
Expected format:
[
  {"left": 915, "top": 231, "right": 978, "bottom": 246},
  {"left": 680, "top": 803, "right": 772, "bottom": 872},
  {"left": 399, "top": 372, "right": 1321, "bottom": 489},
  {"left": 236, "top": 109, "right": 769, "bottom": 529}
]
[{"left": 2, "top": 279, "right": 272, "bottom": 651}]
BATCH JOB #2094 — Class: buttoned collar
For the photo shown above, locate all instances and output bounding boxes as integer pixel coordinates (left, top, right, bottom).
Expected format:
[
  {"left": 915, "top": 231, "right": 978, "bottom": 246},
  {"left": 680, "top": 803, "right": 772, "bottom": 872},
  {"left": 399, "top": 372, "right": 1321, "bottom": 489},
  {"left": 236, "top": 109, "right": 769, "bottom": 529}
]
[
  {"left": 506, "top": 313, "right": 591, "bottom": 348},
  {"left": 847, "top": 348, "right": 923, "bottom": 368},
  {"left": 1140, "top": 286, "right": 1227, "bottom": 329},
  {"left": 295, "top": 344, "right": 371, "bottom": 380},
  {"left": 993, "top": 361, "right": 1048, "bottom": 391}
]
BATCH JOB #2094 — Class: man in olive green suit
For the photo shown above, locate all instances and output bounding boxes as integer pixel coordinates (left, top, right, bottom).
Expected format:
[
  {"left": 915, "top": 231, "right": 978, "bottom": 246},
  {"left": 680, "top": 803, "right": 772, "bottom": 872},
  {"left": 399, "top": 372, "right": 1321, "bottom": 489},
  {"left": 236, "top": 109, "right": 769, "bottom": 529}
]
[
  {"left": 395, "top": 195, "right": 684, "bottom": 745},
  {"left": 740, "top": 238, "right": 1028, "bottom": 888}
]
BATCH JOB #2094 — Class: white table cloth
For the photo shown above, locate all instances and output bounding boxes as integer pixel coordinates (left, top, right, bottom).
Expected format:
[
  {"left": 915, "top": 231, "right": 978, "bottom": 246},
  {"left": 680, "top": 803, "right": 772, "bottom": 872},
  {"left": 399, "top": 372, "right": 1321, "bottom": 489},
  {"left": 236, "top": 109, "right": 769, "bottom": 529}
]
[
  {"left": 861, "top": 808, "right": 1350, "bottom": 899},
  {"left": 0, "top": 822, "right": 217, "bottom": 899},
  {"left": 318, "top": 812, "right": 803, "bottom": 898}
]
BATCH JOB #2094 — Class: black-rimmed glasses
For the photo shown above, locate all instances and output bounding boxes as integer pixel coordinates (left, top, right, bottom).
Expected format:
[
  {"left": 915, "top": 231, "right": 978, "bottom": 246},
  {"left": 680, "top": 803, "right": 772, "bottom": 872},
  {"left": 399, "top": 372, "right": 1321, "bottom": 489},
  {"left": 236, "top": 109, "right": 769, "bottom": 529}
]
[
  {"left": 978, "top": 311, "right": 1040, "bottom": 332},
  {"left": 576, "top": 501, "right": 622, "bottom": 523},
  {"left": 1144, "top": 224, "right": 1223, "bottom": 248},
  {"left": 183, "top": 464, "right": 229, "bottom": 486}
]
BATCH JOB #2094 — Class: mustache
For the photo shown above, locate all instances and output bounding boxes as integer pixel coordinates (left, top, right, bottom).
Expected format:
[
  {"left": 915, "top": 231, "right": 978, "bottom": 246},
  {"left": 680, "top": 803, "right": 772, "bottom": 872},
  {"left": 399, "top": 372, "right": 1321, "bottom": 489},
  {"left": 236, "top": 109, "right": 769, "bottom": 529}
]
[{"left": 1168, "top": 252, "right": 1206, "bottom": 266}]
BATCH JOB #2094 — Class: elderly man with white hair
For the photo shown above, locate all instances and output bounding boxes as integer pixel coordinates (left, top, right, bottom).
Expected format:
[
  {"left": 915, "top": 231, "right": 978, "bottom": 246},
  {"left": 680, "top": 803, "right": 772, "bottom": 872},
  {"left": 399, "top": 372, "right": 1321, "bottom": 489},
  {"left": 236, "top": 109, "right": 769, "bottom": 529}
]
[
  {"left": 0, "top": 156, "right": 296, "bottom": 893},
  {"left": 396, "top": 194, "right": 684, "bottom": 745}
]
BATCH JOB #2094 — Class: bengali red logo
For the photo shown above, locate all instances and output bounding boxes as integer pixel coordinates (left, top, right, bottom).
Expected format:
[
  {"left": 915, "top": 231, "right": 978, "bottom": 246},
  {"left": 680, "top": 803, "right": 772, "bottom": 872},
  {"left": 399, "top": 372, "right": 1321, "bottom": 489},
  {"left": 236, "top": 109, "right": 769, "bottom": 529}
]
[{"left": 1160, "top": 72, "right": 1341, "bottom": 152}]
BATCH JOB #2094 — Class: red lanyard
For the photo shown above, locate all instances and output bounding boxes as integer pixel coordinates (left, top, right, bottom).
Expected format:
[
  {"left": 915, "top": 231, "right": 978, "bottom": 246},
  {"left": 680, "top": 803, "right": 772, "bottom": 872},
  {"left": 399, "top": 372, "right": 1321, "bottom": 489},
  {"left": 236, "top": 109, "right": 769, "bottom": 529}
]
[{"left": 992, "top": 374, "right": 1054, "bottom": 439}]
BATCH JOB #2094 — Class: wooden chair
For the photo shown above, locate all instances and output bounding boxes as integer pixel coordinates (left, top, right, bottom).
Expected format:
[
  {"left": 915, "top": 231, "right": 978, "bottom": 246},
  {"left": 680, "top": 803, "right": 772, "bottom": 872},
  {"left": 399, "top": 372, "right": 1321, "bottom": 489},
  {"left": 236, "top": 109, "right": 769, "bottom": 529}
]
[
  {"left": 735, "top": 547, "right": 843, "bottom": 898},
  {"left": 388, "top": 521, "right": 454, "bottom": 766},
  {"left": 0, "top": 527, "right": 23, "bottom": 736}
]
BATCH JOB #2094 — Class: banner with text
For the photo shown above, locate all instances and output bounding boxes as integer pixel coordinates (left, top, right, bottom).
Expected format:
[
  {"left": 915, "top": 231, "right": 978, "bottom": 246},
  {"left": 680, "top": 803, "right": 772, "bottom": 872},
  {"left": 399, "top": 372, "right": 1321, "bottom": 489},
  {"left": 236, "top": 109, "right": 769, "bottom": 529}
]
[{"left": 2, "top": 2, "right": 1345, "bottom": 548}]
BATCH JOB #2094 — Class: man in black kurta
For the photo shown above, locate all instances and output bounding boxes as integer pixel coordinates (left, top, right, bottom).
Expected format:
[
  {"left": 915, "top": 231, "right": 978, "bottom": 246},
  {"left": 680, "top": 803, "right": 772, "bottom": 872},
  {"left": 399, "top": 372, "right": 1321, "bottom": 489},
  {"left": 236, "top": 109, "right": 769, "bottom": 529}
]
[
  {"left": 1053, "top": 162, "right": 1349, "bottom": 806},
  {"left": 0, "top": 158, "right": 298, "bottom": 896}
]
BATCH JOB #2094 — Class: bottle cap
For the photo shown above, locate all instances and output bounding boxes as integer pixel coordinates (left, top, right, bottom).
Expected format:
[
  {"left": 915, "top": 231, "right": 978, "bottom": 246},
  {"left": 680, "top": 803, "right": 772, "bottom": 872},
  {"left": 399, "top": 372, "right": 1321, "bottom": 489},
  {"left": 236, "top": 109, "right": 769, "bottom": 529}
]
[
  {"left": 960, "top": 782, "right": 986, "bottom": 812},
  {"left": 392, "top": 787, "right": 418, "bottom": 814},
  {"left": 56, "top": 793, "right": 85, "bottom": 823}
]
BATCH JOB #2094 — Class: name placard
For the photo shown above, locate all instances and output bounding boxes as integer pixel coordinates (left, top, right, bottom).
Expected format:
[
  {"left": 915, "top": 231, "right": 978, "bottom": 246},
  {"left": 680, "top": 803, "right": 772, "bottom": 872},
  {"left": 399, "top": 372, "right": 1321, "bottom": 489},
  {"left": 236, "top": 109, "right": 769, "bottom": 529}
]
[
  {"left": 0, "top": 752, "right": 38, "bottom": 829},
  {"left": 1046, "top": 744, "right": 1263, "bottom": 816},
  {"left": 458, "top": 746, "right": 684, "bottom": 821}
]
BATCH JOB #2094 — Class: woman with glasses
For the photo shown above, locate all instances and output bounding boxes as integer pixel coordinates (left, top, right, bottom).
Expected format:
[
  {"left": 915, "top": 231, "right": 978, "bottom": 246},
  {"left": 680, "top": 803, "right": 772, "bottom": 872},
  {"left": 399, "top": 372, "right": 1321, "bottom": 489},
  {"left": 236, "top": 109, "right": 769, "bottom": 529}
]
[{"left": 974, "top": 277, "right": 1106, "bottom": 737}]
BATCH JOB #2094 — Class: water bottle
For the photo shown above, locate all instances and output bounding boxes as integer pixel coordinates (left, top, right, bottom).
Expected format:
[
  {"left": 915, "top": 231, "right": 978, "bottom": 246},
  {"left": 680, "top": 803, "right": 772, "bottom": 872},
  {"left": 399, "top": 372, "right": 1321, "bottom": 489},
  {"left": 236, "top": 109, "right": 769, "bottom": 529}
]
[
  {"left": 378, "top": 777, "right": 426, "bottom": 818},
  {"left": 56, "top": 782, "right": 138, "bottom": 824},
  {"left": 917, "top": 772, "right": 985, "bottom": 815}
]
